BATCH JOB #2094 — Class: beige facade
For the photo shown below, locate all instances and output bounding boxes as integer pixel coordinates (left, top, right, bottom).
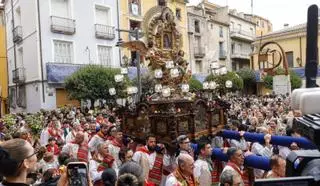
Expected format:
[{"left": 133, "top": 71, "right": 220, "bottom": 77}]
[
  {"left": 119, "top": 0, "right": 189, "bottom": 66},
  {"left": 245, "top": 14, "right": 273, "bottom": 36}
]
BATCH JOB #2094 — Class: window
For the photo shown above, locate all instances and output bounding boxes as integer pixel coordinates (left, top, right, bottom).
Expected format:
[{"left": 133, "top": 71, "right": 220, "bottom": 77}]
[
  {"left": 9, "top": 87, "right": 16, "bottom": 108},
  {"left": 268, "top": 25, "right": 272, "bottom": 32},
  {"left": 211, "top": 23, "right": 213, "bottom": 29},
  {"left": 261, "top": 20, "right": 265, "bottom": 28},
  {"left": 286, "top": 51, "right": 294, "bottom": 68},
  {"left": 231, "top": 43, "right": 235, "bottom": 54},
  {"left": 158, "top": 0, "right": 166, "bottom": 6},
  {"left": 15, "top": 7, "right": 21, "bottom": 26},
  {"left": 219, "top": 42, "right": 224, "bottom": 56},
  {"left": 238, "top": 24, "right": 242, "bottom": 31},
  {"left": 195, "top": 60, "right": 202, "bottom": 73},
  {"left": 194, "top": 20, "right": 200, "bottom": 33},
  {"left": 250, "top": 27, "right": 254, "bottom": 35},
  {"left": 256, "top": 20, "right": 260, "bottom": 26},
  {"left": 17, "top": 85, "right": 26, "bottom": 108},
  {"left": 219, "top": 26, "right": 223, "bottom": 37},
  {"left": 98, "top": 46, "right": 112, "bottom": 66},
  {"left": 51, "top": 0, "right": 71, "bottom": 18},
  {"left": 95, "top": 5, "right": 110, "bottom": 25},
  {"left": 176, "top": 8, "right": 181, "bottom": 20},
  {"left": 194, "top": 36, "right": 201, "bottom": 49},
  {"left": 53, "top": 40, "right": 73, "bottom": 63}
]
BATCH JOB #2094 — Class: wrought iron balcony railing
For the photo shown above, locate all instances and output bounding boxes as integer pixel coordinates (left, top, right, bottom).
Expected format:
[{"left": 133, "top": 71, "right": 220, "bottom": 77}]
[
  {"left": 194, "top": 47, "right": 205, "bottom": 58},
  {"left": 50, "top": 16, "right": 76, "bottom": 35},
  {"left": 95, "top": 24, "right": 115, "bottom": 40},
  {"left": 12, "top": 67, "right": 25, "bottom": 84},
  {"left": 13, "top": 26, "right": 23, "bottom": 44}
]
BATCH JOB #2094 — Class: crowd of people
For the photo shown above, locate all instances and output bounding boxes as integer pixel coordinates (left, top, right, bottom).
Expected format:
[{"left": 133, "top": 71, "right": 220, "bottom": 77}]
[{"left": 0, "top": 93, "right": 307, "bottom": 186}]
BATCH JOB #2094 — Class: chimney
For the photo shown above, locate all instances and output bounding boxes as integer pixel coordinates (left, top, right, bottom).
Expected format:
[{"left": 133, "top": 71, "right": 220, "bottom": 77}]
[{"left": 284, "top": 23, "right": 289, "bottom": 28}]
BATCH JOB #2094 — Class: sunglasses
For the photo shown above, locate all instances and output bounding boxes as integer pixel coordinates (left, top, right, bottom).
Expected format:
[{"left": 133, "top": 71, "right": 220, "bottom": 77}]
[{"left": 18, "top": 149, "right": 40, "bottom": 168}]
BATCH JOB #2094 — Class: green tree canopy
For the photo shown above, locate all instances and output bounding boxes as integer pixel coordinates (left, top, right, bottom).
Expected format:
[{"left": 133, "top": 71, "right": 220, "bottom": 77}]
[
  {"left": 188, "top": 76, "right": 203, "bottom": 93},
  {"left": 132, "top": 73, "right": 156, "bottom": 95},
  {"left": 205, "top": 71, "right": 243, "bottom": 93},
  {"left": 65, "top": 65, "right": 130, "bottom": 107},
  {"left": 236, "top": 68, "right": 256, "bottom": 85},
  {"left": 262, "top": 70, "right": 302, "bottom": 90}
]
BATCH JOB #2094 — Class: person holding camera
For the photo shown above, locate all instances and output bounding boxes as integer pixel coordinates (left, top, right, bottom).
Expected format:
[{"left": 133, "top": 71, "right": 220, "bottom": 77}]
[{"left": 0, "top": 139, "right": 38, "bottom": 186}]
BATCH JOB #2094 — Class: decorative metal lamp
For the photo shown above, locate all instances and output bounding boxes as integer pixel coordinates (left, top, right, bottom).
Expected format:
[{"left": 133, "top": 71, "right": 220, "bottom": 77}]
[
  {"left": 170, "top": 68, "right": 179, "bottom": 78},
  {"left": 166, "top": 61, "right": 174, "bottom": 69},
  {"left": 109, "top": 88, "right": 116, "bottom": 96},
  {"left": 162, "top": 87, "right": 171, "bottom": 97},
  {"left": 220, "top": 67, "right": 227, "bottom": 75},
  {"left": 209, "top": 81, "right": 217, "bottom": 90},
  {"left": 121, "top": 67, "right": 128, "bottom": 75},
  {"left": 181, "top": 84, "right": 190, "bottom": 93},
  {"left": 155, "top": 84, "right": 163, "bottom": 93},
  {"left": 203, "top": 81, "right": 209, "bottom": 90},
  {"left": 225, "top": 80, "right": 233, "bottom": 88},
  {"left": 114, "top": 74, "right": 124, "bottom": 82},
  {"left": 154, "top": 69, "right": 163, "bottom": 79}
]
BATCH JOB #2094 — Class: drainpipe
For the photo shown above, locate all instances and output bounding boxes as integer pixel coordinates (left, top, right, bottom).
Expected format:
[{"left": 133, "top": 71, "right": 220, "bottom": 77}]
[
  {"left": 116, "top": 0, "right": 121, "bottom": 66},
  {"left": 36, "top": 0, "right": 45, "bottom": 102},
  {"left": 299, "top": 36, "right": 302, "bottom": 66},
  {"left": 10, "top": 0, "right": 17, "bottom": 106}
]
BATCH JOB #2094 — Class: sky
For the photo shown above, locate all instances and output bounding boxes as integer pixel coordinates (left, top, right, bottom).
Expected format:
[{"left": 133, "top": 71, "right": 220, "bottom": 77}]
[{"left": 188, "top": 0, "right": 320, "bottom": 31}]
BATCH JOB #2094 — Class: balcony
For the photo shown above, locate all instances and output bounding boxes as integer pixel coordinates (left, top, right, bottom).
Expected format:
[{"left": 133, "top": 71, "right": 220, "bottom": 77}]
[
  {"left": 129, "top": 3, "right": 141, "bottom": 17},
  {"left": 12, "top": 67, "right": 25, "bottom": 84},
  {"left": 95, "top": 24, "right": 115, "bottom": 40},
  {"left": 194, "top": 47, "right": 205, "bottom": 58},
  {"left": 219, "top": 50, "right": 227, "bottom": 60},
  {"left": 51, "top": 16, "right": 76, "bottom": 35},
  {"left": 13, "top": 26, "right": 23, "bottom": 44},
  {"left": 230, "top": 29, "right": 254, "bottom": 42},
  {"left": 231, "top": 52, "right": 250, "bottom": 60}
]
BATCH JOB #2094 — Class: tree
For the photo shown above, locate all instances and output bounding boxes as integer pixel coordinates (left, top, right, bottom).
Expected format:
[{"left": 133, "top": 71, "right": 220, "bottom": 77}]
[
  {"left": 263, "top": 75, "right": 273, "bottom": 89},
  {"left": 237, "top": 68, "right": 256, "bottom": 94},
  {"left": 205, "top": 71, "right": 243, "bottom": 94},
  {"left": 188, "top": 76, "right": 202, "bottom": 93},
  {"left": 290, "top": 70, "right": 302, "bottom": 90},
  {"left": 65, "top": 65, "right": 130, "bottom": 108}
]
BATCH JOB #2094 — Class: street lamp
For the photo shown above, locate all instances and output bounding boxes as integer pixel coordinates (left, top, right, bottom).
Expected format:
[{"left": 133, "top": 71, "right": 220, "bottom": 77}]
[
  {"left": 116, "top": 28, "right": 144, "bottom": 101},
  {"left": 225, "top": 80, "right": 233, "bottom": 88}
]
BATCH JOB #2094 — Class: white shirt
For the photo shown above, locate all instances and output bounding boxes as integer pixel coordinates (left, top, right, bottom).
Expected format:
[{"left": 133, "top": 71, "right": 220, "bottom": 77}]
[
  {"left": 165, "top": 174, "right": 180, "bottom": 186},
  {"left": 194, "top": 159, "right": 212, "bottom": 186},
  {"left": 221, "top": 165, "right": 244, "bottom": 186},
  {"left": 62, "top": 143, "right": 91, "bottom": 160},
  {"left": 88, "top": 135, "right": 105, "bottom": 152},
  {"left": 40, "top": 128, "right": 49, "bottom": 146},
  {"left": 108, "top": 143, "right": 121, "bottom": 168}
]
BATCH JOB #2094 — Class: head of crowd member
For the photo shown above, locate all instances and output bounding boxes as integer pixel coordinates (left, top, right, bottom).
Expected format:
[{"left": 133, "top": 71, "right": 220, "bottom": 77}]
[
  {"left": 119, "top": 148, "right": 133, "bottom": 164},
  {"left": 102, "top": 168, "right": 117, "bottom": 186},
  {"left": 249, "top": 117, "right": 258, "bottom": 127},
  {"left": 100, "top": 123, "right": 109, "bottom": 136},
  {"left": 270, "top": 155, "right": 286, "bottom": 177},
  {"left": 176, "top": 135, "right": 191, "bottom": 152},
  {"left": 146, "top": 134, "right": 157, "bottom": 152},
  {"left": 257, "top": 112, "right": 264, "bottom": 124},
  {"left": 220, "top": 169, "right": 242, "bottom": 186},
  {"left": 97, "top": 142, "right": 110, "bottom": 157},
  {"left": 177, "top": 153, "right": 194, "bottom": 177},
  {"left": 227, "top": 147, "right": 244, "bottom": 167},
  {"left": 117, "top": 173, "right": 140, "bottom": 186},
  {"left": 118, "top": 161, "right": 144, "bottom": 186},
  {"left": 74, "top": 132, "right": 85, "bottom": 145},
  {"left": 0, "top": 139, "right": 38, "bottom": 184},
  {"left": 197, "top": 142, "right": 212, "bottom": 158},
  {"left": 58, "top": 152, "right": 70, "bottom": 166},
  {"left": 114, "top": 128, "right": 123, "bottom": 141},
  {"left": 48, "top": 137, "right": 56, "bottom": 147},
  {"left": 108, "top": 126, "right": 117, "bottom": 138}
]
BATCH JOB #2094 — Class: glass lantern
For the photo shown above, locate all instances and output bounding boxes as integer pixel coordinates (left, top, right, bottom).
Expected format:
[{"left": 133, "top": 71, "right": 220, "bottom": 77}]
[
  {"left": 162, "top": 87, "right": 171, "bottom": 97},
  {"left": 209, "top": 81, "right": 217, "bottom": 90},
  {"left": 155, "top": 84, "right": 162, "bottom": 93},
  {"left": 166, "top": 61, "right": 174, "bottom": 69},
  {"left": 225, "top": 80, "right": 233, "bottom": 88},
  {"left": 121, "top": 67, "right": 128, "bottom": 75},
  {"left": 203, "top": 81, "right": 209, "bottom": 90},
  {"left": 114, "top": 74, "right": 124, "bottom": 82},
  {"left": 109, "top": 88, "right": 116, "bottom": 96},
  {"left": 170, "top": 68, "right": 179, "bottom": 78},
  {"left": 154, "top": 69, "right": 163, "bottom": 79},
  {"left": 181, "top": 84, "right": 190, "bottom": 93}
]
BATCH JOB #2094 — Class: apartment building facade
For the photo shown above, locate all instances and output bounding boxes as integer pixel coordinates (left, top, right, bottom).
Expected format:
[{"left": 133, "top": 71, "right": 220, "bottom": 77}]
[
  {"left": 229, "top": 9, "right": 256, "bottom": 71},
  {"left": 187, "top": 1, "right": 230, "bottom": 74},
  {"left": 3, "top": 0, "right": 120, "bottom": 113}
]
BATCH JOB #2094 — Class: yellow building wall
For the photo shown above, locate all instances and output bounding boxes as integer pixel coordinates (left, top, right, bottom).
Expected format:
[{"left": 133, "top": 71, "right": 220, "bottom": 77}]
[
  {"left": 56, "top": 89, "right": 80, "bottom": 108},
  {"left": 252, "top": 34, "right": 320, "bottom": 71},
  {"left": 119, "top": 0, "right": 189, "bottom": 65},
  {"left": 0, "top": 17, "right": 8, "bottom": 116}
]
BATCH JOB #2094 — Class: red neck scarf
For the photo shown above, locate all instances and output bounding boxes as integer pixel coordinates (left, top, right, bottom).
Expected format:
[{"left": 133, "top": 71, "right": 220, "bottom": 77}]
[
  {"left": 111, "top": 138, "right": 124, "bottom": 149},
  {"left": 97, "top": 154, "right": 115, "bottom": 172},
  {"left": 136, "top": 146, "right": 151, "bottom": 154}
]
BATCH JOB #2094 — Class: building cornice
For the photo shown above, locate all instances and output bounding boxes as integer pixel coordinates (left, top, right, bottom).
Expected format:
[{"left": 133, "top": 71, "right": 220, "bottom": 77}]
[
  {"left": 208, "top": 19, "right": 229, "bottom": 27},
  {"left": 229, "top": 13, "right": 255, "bottom": 25}
]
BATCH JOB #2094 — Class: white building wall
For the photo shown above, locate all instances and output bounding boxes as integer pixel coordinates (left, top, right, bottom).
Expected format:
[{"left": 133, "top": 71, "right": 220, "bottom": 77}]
[{"left": 4, "top": 0, "right": 120, "bottom": 113}]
